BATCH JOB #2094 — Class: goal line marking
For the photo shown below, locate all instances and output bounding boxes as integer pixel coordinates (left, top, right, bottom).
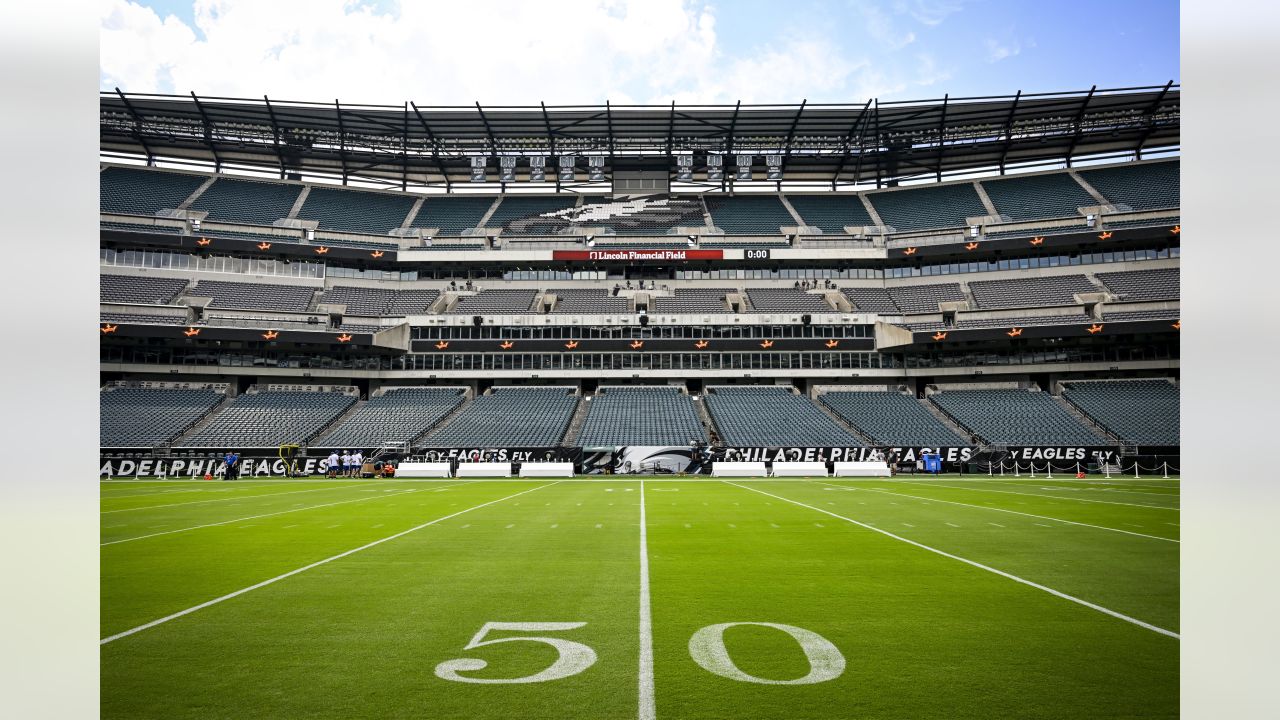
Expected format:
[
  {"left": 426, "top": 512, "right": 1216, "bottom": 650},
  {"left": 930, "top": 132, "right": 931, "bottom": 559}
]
[
  {"left": 816, "top": 482, "right": 1178, "bottom": 543},
  {"left": 724, "top": 482, "right": 1178, "bottom": 640},
  {"left": 100, "top": 482, "right": 559, "bottom": 645}
]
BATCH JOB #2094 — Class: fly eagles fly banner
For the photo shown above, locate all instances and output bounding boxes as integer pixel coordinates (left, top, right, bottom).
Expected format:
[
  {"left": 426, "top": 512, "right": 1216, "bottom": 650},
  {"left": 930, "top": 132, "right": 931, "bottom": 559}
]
[{"left": 416, "top": 447, "right": 582, "bottom": 464}]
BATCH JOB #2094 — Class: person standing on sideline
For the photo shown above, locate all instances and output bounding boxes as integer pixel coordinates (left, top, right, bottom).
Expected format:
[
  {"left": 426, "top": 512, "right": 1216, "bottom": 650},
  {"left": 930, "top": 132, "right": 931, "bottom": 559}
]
[
  {"left": 351, "top": 449, "right": 364, "bottom": 478},
  {"left": 340, "top": 450, "right": 351, "bottom": 478},
  {"left": 223, "top": 450, "right": 240, "bottom": 481},
  {"left": 326, "top": 449, "right": 339, "bottom": 478}
]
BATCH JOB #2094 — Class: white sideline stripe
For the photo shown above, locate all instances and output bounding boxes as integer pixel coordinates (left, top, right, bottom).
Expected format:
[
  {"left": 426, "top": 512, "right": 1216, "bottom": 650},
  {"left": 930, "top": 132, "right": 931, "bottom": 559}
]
[
  {"left": 638, "top": 479, "right": 656, "bottom": 720},
  {"left": 101, "top": 483, "right": 378, "bottom": 514},
  {"left": 101, "top": 483, "right": 472, "bottom": 546},
  {"left": 824, "top": 484, "right": 1178, "bottom": 543},
  {"left": 724, "top": 482, "right": 1178, "bottom": 640},
  {"left": 916, "top": 481, "right": 1179, "bottom": 510},
  {"left": 100, "top": 482, "right": 558, "bottom": 645}
]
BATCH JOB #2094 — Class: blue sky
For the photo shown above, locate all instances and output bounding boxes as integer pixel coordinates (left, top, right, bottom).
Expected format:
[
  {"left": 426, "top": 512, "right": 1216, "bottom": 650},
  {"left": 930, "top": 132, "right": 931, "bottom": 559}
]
[{"left": 101, "top": 1, "right": 1179, "bottom": 104}]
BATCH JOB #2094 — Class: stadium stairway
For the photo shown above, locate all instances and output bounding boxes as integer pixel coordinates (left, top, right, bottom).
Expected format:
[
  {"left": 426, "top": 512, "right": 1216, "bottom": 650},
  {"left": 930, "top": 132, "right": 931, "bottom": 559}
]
[
  {"left": 167, "top": 393, "right": 237, "bottom": 447},
  {"left": 918, "top": 396, "right": 975, "bottom": 443},
  {"left": 306, "top": 398, "right": 368, "bottom": 449},
  {"left": 564, "top": 394, "right": 593, "bottom": 445},
  {"left": 1052, "top": 392, "right": 1125, "bottom": 445},
  {"left": 923, "top": 392, "right": 981, "bottom": 445},
  {"left": 406, "top": 388, "right": 475, "bottom": 446},
  {"left": 812, "top": 392, "right": 878, "bottom": 446},
  {"left": 691, "top": 395, "right": 721, "bottom": 442}
]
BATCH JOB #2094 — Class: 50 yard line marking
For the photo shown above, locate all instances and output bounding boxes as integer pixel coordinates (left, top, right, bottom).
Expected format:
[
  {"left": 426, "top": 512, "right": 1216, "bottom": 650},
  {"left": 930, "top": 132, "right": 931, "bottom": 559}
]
[
  {"left": 100, "top": 482, "right": 558, "bottom": 645},
  {"left": 725, "top": 482, "right": 1178, "bottom": 640},
  {"left": 638, "top": 479, "right": 656, "bottom": 720}
]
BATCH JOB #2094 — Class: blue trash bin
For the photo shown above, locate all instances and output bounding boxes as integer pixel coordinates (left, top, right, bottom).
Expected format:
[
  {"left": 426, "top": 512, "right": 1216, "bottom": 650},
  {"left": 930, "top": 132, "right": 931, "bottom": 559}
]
[{"left": 923, "top": 453, "right": 942, "bottom": 474}]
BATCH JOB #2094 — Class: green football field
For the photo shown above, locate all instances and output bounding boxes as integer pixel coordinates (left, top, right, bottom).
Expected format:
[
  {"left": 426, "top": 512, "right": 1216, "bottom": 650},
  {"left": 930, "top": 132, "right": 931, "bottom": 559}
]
[{"left": 100, "top": 475, "right": 1179, "bottom": 719}]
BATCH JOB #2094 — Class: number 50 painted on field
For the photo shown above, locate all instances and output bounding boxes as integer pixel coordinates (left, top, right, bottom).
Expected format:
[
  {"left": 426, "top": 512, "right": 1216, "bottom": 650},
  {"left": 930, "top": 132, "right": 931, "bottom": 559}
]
[{"left": 433, "top": 621, "right": 845, "bottom": 685}]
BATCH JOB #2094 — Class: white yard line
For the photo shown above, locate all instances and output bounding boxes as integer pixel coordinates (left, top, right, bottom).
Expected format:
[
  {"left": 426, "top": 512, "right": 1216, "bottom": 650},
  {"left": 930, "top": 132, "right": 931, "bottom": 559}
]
[
  {"left": 724, "top": 482, "right": 1178, "bottom": 640},
  {"left": 997, "top": 480, "right": 1181, "bottom": 497},
  {"left": 100, "top": 480, "right": 292, "bottom": 486},
  {"left": 102, "top": 484, "right": 471, "bottom": 545},
  {"left": 820, "top": 483, "right": 1178, "bottom": 543},
  {"left": 100, "top": 482, "right": 558, "bottom": 645},
  {"left": 638, "top": 479, "right": 656, "bottom": 720},
  {"left": 910, "top": 481, "right": 1178, "bottom": 511},
  {"left": 101, "top": 483, "right": 383, "bottom": 514}
]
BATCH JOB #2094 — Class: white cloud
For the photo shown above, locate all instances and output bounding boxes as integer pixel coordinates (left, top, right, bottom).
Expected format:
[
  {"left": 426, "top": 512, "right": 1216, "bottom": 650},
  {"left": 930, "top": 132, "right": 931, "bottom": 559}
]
[
  {"left": 913, "top": 52, "right": 951, "bottom": 88},
  {"left": 984, "top": 37, "right": 1021, "bottom": 63},
  {"left": 100, "top": 0, "right": 197, "bottom": 92},
  {"left": 100, "top": 0, "right": 966, "bottom": 105},
  {"left": 854, "top": 1, "right": 918, "bottom": 49},
  {"left": 892, "top": 0, "right": 964, "bottom": 27}
]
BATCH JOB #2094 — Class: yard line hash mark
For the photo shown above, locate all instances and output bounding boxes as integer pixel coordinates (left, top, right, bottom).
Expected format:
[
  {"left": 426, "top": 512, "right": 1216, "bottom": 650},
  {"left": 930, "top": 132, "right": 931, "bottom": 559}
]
[
  {"left": 101, "top": 483, "right": 375, "bottom": 514},
  {"left": 919, "top": 482, "right": 1178, "bottom": 510},
  {"left": 725, "top": 482, "right": 1179, "bottom": 640},
  {"left": 102, "top": 487, "right": 435, "bottom": 546},
  {"left": 101, "top": 483, "right": 559, "bottom": 645},
  {"left": 820, "top": 482, "right": 1177, "bottom": 543}
]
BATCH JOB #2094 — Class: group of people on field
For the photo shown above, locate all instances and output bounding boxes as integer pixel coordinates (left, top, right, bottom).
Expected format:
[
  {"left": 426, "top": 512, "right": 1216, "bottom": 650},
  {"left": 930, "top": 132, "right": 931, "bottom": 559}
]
[{"left": 325, "top": 449, "right": 365, "bottom": 478}]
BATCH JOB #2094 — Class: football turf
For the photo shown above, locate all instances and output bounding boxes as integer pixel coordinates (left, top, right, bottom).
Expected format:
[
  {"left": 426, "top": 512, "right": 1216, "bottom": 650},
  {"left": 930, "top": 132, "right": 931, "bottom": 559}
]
[{"left": 101, "top": 476, "right": 1179, "bottom": 718}]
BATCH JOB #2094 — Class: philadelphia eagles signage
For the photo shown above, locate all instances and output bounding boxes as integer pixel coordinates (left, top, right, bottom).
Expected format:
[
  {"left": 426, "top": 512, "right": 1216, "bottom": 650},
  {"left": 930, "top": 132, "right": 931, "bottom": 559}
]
[
  {"left": 100, "top": 456, "right": 322, "bottom": 478},
  {"left": 714, "top": 447, "right": 975, "bottom": 463}
]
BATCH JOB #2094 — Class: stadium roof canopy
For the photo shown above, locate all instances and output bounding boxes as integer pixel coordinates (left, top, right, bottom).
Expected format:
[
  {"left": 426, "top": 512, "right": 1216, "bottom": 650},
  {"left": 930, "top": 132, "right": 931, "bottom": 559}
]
[{"left": 101, "top": 83, "right": 1179, "bottom": 191}]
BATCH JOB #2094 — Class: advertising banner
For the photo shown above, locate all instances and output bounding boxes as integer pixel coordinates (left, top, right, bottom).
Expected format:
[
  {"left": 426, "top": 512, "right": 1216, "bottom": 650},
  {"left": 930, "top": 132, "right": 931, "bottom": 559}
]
[
  {"left": 415, "top": 447, "right": 582, "bottom": 464},
  {"left": 100, "top": 456, "right": 321, "bottom": 478},
  {"left": 552, "top": 249, "right": 723, "bottom": 262},
  {"left": 713, "top": 446, "right": 975, "bottom": 464}
]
